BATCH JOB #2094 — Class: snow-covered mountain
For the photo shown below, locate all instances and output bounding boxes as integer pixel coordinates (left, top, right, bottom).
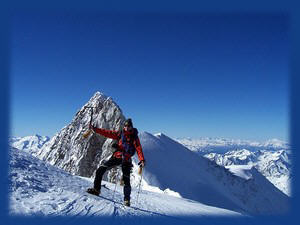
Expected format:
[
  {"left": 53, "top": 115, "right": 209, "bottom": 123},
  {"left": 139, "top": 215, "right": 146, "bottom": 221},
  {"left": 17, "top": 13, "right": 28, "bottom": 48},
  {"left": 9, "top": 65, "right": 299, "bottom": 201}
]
[
  {"left": 10, "top": 134, "right": 292, "bottom": 197},
  {"left": 9, "top": 92, "right": 290, "bottom": 216},
  {"left": 176, "top": 137, "right": 289, "bottom": 154},
  {"left": 176, "top": 137, "right": 292, "bottom": 196},
  {"left": 10, "top": 135, "right": 50, "bottom": 154},
  {"left": 9, "top": 132, "right": 291, "bottom": 214},
  {"left": 9, "top": 134, "right": 290, "bottom": 217},
  {"left": 9, "top": 147, "right": 242, "bottom": 219},
  {"left": 32, "top": 92, "right": 126, "bottom": 178},
  {"left": 138, "top": 132, "right": 289, "bottom": 215},
  {"left": 203, "top": 149, "right": 292, "bottom": 196}
]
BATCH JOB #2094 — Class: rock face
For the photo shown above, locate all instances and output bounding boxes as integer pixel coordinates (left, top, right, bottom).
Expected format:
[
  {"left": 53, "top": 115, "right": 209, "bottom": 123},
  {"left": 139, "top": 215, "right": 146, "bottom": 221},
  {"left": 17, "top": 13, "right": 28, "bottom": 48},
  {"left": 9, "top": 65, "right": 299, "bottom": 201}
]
[{"left": 33, "top": 92, "right": 126, "bottom": 178}]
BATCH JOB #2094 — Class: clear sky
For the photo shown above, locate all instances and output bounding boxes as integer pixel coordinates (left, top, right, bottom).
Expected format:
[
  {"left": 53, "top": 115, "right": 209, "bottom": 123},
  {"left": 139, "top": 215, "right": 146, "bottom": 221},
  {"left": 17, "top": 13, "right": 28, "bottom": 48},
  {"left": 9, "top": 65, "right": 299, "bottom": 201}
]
[{"left": 11, "top": 12, "right": 289, "bottom": 141}]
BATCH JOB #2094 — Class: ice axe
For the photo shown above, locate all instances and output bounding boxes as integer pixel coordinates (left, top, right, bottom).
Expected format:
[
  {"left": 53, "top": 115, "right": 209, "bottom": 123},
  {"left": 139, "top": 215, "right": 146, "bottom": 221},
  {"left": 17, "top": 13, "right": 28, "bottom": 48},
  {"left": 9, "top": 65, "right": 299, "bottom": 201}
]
[{"left": 83, "top": 106, "right": 96, "bottom": 138}]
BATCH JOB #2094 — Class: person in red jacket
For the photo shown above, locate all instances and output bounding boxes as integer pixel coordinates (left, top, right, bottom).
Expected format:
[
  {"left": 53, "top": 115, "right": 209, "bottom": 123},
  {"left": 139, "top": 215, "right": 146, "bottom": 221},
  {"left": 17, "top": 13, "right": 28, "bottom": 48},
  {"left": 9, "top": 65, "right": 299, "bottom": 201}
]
[{"left": 87, "top": 118, "right": 145, "bottom": 206}]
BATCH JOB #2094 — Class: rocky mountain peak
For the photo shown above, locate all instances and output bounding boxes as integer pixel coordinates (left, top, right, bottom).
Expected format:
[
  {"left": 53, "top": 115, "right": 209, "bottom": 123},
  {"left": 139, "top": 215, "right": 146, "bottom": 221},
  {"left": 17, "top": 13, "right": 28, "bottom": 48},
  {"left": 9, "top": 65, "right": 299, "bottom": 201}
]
[{"left": 33, "top": 92, "right": 126, "bottom": 178}]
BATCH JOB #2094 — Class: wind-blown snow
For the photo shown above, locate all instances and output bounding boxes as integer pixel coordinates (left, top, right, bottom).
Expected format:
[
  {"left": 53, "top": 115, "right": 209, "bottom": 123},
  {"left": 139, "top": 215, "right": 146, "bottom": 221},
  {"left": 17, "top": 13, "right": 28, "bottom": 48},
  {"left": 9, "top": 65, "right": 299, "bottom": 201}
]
[{"left": 9, "top": 147, "right": 241, "bottom": 218}]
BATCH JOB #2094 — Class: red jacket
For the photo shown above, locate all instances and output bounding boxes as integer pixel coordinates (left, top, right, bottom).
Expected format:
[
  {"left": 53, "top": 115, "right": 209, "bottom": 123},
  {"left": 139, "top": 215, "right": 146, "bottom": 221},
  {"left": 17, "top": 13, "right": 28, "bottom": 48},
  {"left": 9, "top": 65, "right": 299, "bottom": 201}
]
[{"left": 93, "top": 127, "right": 145, "bottom": 162}]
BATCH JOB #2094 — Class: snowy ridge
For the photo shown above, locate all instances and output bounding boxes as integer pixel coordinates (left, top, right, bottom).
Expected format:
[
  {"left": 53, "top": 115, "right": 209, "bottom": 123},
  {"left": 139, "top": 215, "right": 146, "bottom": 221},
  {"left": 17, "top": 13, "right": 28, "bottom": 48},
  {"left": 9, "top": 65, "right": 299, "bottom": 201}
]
[
  {"left": 204, "top": 149, "right": 292, "bottom": 196},
  {"left": 9, "top": 92, "right": 290, "bottom": 216},
  {"left": 9, "top": 132, "right": 290, "bottom": 216},
  {"left": 137, "top": 132, "right": 289, "bottom": 215},
  {"left": 32, "top": 91, "right": 126, "bottom": 178},
  {"left": 9, "top": 147, "right": 241, "bottom": 218},
  {"left": 10, "top": 135, "right": 50, "bottom": 154},
  {"left": 177, "top": 138, "right": 292, "bottom": 196},
  {"left": 225, "top": 165, "right": 254, "bottom": 180},
  {"left": 176, "top": 137, "right": 289, "bottom": 154}
]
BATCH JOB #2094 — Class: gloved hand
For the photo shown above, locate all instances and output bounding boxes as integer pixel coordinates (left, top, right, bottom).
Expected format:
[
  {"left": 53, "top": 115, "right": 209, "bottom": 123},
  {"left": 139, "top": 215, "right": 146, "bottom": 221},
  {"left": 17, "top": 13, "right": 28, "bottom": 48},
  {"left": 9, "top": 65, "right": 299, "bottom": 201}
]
[
  {"left": 89, "top": 124, "right": 95, "bottom": 130},
  {"left": 112, "top": 143, "right": 119, "bottom": 149},
  {"left": 138, "top": 160, "right": 145, "bottom": 168}
]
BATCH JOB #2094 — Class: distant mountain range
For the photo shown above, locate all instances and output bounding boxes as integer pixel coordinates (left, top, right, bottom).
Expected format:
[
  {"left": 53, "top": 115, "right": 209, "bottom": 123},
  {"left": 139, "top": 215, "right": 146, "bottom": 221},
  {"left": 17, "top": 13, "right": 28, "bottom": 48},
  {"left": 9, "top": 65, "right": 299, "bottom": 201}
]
[
  {"left": 176, "top": 138, "right": 292, "bottom": 196},
  {"left": 9, "top": 92, "right": 291, "bottom": 215},
  {"left": 9, "top": 132, "right": 290, "bottom": 215},
  {"left": 10, "top": 135, "right": 50, "bottom": 154},
  {"left": 10, "top": 134, "right": 292, "bottom": 196},
  {"left": 175, "top": 137, "right": 289, "bottom": 154}
]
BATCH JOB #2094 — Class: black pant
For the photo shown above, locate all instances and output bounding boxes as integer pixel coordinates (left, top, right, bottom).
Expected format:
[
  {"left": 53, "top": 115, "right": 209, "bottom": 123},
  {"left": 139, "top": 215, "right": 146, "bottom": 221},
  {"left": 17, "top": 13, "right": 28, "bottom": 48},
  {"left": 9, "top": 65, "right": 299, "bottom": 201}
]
[{"left": 94, "top": 157, "right": 132, "bottom": 201}]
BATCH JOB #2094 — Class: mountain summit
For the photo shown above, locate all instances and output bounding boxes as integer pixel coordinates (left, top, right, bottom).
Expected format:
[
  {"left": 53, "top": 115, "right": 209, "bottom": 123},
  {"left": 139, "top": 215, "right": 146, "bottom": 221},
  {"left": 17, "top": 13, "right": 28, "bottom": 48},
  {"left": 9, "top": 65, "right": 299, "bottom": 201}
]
[
  {"left": 27, "top": 91, "right": 290, "bottom": 215},
  {"left": 33, "top": 92, "right": 126, "bottom": 177}
]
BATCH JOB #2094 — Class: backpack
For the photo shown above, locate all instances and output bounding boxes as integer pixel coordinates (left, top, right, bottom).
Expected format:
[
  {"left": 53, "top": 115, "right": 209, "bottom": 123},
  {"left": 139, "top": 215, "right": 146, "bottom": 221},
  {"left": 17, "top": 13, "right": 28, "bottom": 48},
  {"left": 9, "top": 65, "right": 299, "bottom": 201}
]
[{"left": 120, "top": 128, "right": 138, "bottom": 157}]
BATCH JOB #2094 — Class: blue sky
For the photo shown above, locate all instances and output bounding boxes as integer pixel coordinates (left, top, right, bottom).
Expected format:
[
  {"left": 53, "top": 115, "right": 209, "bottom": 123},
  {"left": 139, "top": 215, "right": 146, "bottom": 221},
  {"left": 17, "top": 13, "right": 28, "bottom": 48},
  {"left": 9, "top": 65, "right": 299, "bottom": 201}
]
[{"left": 11, "top": 12, "right": 289, "bottom": 141}]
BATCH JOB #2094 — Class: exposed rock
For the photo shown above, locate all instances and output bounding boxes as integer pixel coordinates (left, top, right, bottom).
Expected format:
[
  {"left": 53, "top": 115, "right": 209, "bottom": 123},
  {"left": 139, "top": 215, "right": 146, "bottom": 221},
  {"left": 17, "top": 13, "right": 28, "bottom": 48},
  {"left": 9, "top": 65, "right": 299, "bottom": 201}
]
[{"left": 33, "top": 92, "right": 126, "bottom": 178}]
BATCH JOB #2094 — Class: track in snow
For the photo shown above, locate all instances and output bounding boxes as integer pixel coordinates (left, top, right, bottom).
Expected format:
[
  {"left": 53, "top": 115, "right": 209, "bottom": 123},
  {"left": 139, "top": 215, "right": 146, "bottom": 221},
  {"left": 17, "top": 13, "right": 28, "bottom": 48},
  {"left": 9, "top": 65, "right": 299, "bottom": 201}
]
[{"left": 9, "top": 147, "right": 242, "bottom": 220}]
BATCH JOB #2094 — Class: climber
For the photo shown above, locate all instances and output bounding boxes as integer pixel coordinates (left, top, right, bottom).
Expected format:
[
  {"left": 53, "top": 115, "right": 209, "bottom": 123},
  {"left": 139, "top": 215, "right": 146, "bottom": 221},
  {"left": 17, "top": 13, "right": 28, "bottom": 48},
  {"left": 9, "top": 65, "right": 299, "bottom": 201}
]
[{"left": 86, "top": 118, "right": 145, "bottom": 207}]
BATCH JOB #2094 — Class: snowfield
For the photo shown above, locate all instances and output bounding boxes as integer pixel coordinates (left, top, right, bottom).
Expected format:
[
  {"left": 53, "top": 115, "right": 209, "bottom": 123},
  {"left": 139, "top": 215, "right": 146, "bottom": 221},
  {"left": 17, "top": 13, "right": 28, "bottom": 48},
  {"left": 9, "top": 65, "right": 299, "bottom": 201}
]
[
  {"left": 176, "top": 138, "right": 292, "bottom": 196},
  {"left": 9, "top": 147, "right": 242, "bottom": 218},
  {"left": 7, "top": 92, "right": 290, "bottom": 218},
  {"left": 9, "top": 132, "right": 290, "bottom": 218},
  {"left": 10, "top": 135, "right": 50, "bottom": 154}
]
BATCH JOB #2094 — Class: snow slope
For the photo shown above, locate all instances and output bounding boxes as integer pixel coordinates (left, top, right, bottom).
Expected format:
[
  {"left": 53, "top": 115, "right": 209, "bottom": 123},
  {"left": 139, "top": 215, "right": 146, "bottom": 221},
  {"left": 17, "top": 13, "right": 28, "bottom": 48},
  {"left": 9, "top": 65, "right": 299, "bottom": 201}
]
[
  {"left": 9, "top": 132, "right": 290, "bottom": 216},
  {"left": 10, "top": 135, "right": 50, "bottom": 154},
  {"left": 10, "top": 134, "right": 292, "bottom": 197},
  {"left": 138, "top": 132, "right": 289, "bottom": 215},
  {"left": 177, "top": 138, "right": 292, "bottom": 196},
  {"left": 204, "top": 149, "right": 292, "bottom": 196},
  {"left": 9, "top": 147, "right": 241, "bottom": 219}
]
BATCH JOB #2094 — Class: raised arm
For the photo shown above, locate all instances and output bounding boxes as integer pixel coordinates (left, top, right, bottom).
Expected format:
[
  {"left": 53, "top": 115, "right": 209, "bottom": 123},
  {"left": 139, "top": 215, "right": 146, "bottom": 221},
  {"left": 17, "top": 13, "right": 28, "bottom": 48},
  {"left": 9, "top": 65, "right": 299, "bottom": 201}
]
[{"left": 92, "top": 126, "right": 120, "bottom": 140}]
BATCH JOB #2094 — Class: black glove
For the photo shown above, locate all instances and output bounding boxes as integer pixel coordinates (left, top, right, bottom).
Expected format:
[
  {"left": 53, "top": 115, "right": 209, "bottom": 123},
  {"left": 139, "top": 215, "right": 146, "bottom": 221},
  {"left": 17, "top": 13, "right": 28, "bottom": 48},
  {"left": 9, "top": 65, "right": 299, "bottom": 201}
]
[
  {"left": 89, "top": 124, "right": 95, "bottom": 130},
  {"left": 112, "top": 143, "right": 119, "bottom": 149},
  {"left": 138, "top": 160, "right": 145, "bottom": 168}
]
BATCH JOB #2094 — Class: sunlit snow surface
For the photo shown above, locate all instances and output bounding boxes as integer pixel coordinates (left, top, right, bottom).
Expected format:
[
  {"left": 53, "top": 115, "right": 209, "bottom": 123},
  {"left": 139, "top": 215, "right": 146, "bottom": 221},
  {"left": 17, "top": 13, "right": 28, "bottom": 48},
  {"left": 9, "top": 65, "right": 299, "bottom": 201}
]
[
  {"left": 9, "top": 147, "right": 241, "bottom": 218},
  {"left": 177, "top": 138, "right": 291, "bottom": 196}
]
